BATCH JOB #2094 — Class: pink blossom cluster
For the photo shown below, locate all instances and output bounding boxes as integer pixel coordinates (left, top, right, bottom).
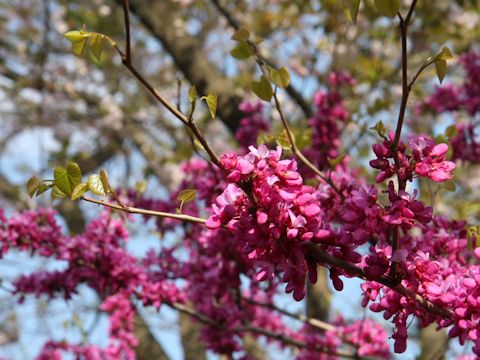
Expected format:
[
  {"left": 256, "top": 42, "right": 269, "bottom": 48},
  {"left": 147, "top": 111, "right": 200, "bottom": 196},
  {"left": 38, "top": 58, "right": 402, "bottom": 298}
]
[
  {"left": 0, "top": 209, "right": 184, "bottom": 359},
  {"left": 206, "top": 145, "right": 330, "bottom": 301},
  {"left": 361, "top": 215, "right": 480, "bottom": 356},
  {"left": 370, "top": 134, "right": 455, "bottom": 183},
  {"left": 303, "top": 75, "right": 351, "bottom": 172}
]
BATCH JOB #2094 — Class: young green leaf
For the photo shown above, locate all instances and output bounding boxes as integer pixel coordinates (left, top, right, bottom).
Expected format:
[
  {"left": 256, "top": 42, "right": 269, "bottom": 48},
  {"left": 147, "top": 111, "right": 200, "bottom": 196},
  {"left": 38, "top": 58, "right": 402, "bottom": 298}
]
[
  {"left": 66, "top": 162, "right": 82, "bottom": 188},
  {"left": 177, "top": 189, "right": 197, "bottom": 213},
  {"left": 99, "top": 170, "right": 111, "bottom": 194},
  {"left": 51, "top": 186, "right": 66, "bottom": 199},
  {"left": 374, "top": 0, "right": 400, "bottom": 18},
  {"left": 188, "top": 85, "right": 198, "bottom": 103},
  {"left": 436, "top": 46, "right": 454, "bottom": 61},
  {"left": 35, "top": 183, "right": 51, "bottom": 197},
  {"left": 178, "top": 189, "right": 197, "bottom": 203},
  {"left": 64, "top": 30, "right": 89, "bottom": 57},
  {"left": 71, "top": 183, "right": 89, "bottom": 201},
  {"left": 89, "top": 33, "right": 105, "bottom": 62},
  {"left": 251, "top": 76, "right": 273, "bottom": 102},
  {"left": 275, "top": 130, "right": 291, "bottom": 150},
  {"left": 370, "top": 121, "right": 388, "bottom": 139},
  {"left": 328, "top": 154, "right": 346, "bottom": 167},
  {"left": 27, "top": 176, "right": 40, "bottom": 198},
  {"left": 270, "top": 67, "right": 291, "bottom": 88},
  {"left": 53, "top": 162, "right": 81, "bottom": 196},
  {"left": 231, "top": 40, "right": 253, "bottom": 60},
  {"left": 435, "top": 59, "right": 447, "bottom": 84},
  {"left": 231, "top": 28, "right": 250, "bottom": 41},
  {"left": 347, "top": 0, "right": 361, "bottom": 24},
  {"left": 204, "top": 91, "right": 217, "bottom": 119},
  {"left": 87, "top": 174, "right": 106, "bottom": 196},
  {"left": 54, "top": 167, "right": 72, "bottom": 196}
]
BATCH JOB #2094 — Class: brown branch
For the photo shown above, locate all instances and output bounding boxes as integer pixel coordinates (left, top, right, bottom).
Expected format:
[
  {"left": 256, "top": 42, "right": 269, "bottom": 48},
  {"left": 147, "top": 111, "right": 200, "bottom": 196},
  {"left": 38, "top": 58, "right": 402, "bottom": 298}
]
[
  {"left": 390, "top": 0, "right": 418, "bottom": 277},
  {"left": 243, "top": 297, "right": 335, "bottom": 332},
  {"left": 81, "top": 195, "right": 206, "bottom": 224},
  {"left": 167, "top": 302, "right": 377, "bottom": 359},
  {"left": 108, "top": 13, "right": 223, "bottom": 169},
  {"left": 122, "top": 0, "right": 132, "bottom": 64},
  {"left": 304, "top": 242, "right": 452, "bottom": 319}
]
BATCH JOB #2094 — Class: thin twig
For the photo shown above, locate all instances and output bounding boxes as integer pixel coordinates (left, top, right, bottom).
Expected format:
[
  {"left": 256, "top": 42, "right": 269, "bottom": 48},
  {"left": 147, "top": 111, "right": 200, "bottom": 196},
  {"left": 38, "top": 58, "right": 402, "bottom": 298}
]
[
  {"left": 272, "top": 90, "right": 344, "bottom": 199},
  {"left": 122, "top": 0, "right": 131, "bottom": 64},
  {"left": 114, "top": 5, "right": 223, "bottom": 169},
  {"left": 242, "top": 297, "right": 336, "bottom": 332},
  {"left": 168, "top": 301, "right": 376, "bottom": 359},
  {"left": 390, "top": 0, "right": 418, "bottom": 277},
  {"left": 81, "top": 195, "right": 207, "bottom": 224}
]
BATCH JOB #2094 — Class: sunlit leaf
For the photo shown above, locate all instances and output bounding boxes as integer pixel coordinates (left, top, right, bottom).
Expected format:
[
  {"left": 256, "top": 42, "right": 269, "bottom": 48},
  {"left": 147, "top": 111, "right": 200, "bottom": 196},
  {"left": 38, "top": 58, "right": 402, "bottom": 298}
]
[
  {"left": 435, "top": 59, "right": 447, "bottom": 84},
  {"left": 231, "top": 28, "right": 250, "bottom": 41},
  {"left": 178, "top": 189, "right": 197, "bottom": 203},
  {"left": 51, "top": 186, "right": 66, "bottom": 199},
  {"left": 252, "top": 76, "right": 273, "bottom": 102},
  {"left": 188, "top": 85, "right": 197, "bottom": 103},
  {"left": 71, "top": 183, "right": 89, "bottom": 201},
  {"left": 204, "top": 91, "right": 217, "bottom": 119},
  {"left": 89, "top": 33, "right": 105, "bottom": 62},
  {"left": 347, "top": 0, "right": 361, "bottom": 24},
  {"left": 374, "top": 0, "right": 400, "bottom": 18},
  {"left": 99, "top": 169, "right": 111, "bottom": 194},
  {"left": 87, "top": 174, "right": 106, "bottom": 196},
  {"left": 328, "top": 154, "right": 346, "bottom": 167},
  {"left": 231, "top": 40, "right": 253, "bottom": 60},
  {"left": 271, "top": 67, "right": 290, "bottom": 88},
  {"left": 27, "top": 176, "right": 40, "bottom": 198}
]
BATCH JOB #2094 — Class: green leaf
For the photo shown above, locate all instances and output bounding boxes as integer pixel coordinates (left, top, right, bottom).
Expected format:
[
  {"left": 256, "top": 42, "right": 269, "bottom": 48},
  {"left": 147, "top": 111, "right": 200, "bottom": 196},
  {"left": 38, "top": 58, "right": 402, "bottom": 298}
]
[
  {"left": 65, "top": 30, "right": 90, "bottom": 57},
  {"left": 436, "top": 46, "right": 454, "bottom": 61},
  {"left": 89, "top": 33, "right": 105, "bottom": 62},
  {"left": 51, "top": 186, "right": 66, "bottom": 199},
  {"left": 178, "top": 189, "right": 197, "bottom": 203},
  {"left": 435, "top": 59, "right": 447, "bottom": 84},
  {"left": 54, "top": 167, "right": 71, "bottom": 196},
  {"left": 231, "top": 28, "right": 250, "bottom": 41},
  {"left": 370, "top": 120, "right": 388, "bottom": 139},
  {"left": 36, "top": 183, "right": 51, "bottom": 196},
  {"left": 251, "top": 76, "right": 273, "bottom": 102},
  {"left": 445, "top": 125, "right": 458, "bottom": 139},
  {"left": 270, "top": 67, "right": 291, "bottom": 88},
  {"left": 231, "top": 40, "right": 253, "bottom": 60},
  {"left": 275, "top": 130, "right": 291, "bottom": 150},
  {"left": 188, "top": 86, "right": 197, "bottom": 103},
  {"left": 66, "top": 162, "right": 82, "bottom": 188},
  {"left": 64, "top": 30, "right": 88, "bottom": 43},
  {"left": 204, "top": 91, "right": 217, "bottom": 119},
  {"left": 53, "top": 162, "right": 81, "bottom": 196},
  {"left": 27, "top": 176, "right": 40, "bottom": 198},
  {"left": 347, "top": 0, "right": 361, "bottom": 24},
  {"left": 178, "top": 189, "right": 197, "bottom": 213},
  {"left": 135, "top": 181, "right": 148, "bottom": 195},
  {"left": 328, "top": 154, "right": 346, "bottom": 167},
  {"left": 99, "top": 170, "right": 111, "bottom": 194},
  {"left": 71, "top": 183, "right": 89, "bottom": 201},
  {"left": 87, "top": 174, "right": 106, "bottom": 196},
  {"left": 374, "top": 0, "right": 400, "bottom": 18}
]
